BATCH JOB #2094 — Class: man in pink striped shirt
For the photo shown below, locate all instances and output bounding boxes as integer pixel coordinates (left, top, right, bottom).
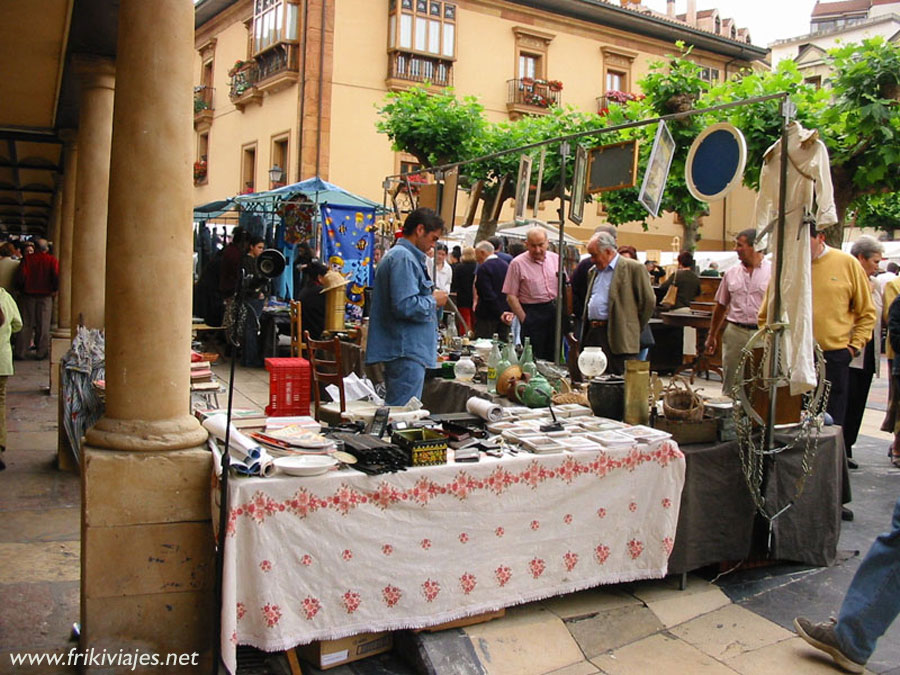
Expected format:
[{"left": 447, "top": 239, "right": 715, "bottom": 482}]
[
  {"left": 502, "top": 228, "right": 561, "bottom": 361},
  {"left": 705, "top": 228, "right": 772, "bottom": 395}
]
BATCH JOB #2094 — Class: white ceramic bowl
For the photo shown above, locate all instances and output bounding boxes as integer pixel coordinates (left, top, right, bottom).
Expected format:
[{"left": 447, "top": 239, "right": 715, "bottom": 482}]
[{"left": 274, "top": 455, "right": 338, "bottom": 476}]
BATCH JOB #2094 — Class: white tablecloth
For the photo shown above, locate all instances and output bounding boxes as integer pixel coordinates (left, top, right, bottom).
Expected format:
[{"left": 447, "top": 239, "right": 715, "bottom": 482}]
[{"left": 220, "top": 441, "right": 686, "bottom": 674}]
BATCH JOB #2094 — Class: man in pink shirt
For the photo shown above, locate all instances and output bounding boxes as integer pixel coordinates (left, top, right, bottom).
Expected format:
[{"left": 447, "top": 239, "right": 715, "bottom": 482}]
[
  {"left": 502, "top": 227, "right": 561, "bottom": 360},
  {"left": 705, "top": 229, "right": 772, "bottom": 395}
]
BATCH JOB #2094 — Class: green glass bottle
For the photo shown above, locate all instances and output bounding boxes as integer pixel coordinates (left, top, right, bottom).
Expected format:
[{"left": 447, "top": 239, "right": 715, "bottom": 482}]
[{"left": 486, "top": 334, "right": 501, "bottom": 393}]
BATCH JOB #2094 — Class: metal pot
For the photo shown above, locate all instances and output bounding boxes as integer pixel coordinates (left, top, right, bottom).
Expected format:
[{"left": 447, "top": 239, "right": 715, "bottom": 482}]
[{"left": 587, "top": 375, "right": 625, "bottom": 420}]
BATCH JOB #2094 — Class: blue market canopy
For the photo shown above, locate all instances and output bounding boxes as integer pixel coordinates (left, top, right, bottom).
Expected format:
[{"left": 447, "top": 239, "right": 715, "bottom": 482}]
[
  {"left": 192, "top": 198, "right": 237, "bottom": 220},
  {"left": 233, "top": 177, "right": 388, "bottom": 214}
]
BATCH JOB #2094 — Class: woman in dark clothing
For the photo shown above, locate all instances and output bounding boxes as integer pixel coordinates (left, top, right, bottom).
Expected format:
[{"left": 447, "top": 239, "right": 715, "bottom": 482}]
[
  {"left": 296, "top": 261, "right": 328, "bottom": 341},
  {"left": 239, "top": 235, "right": 269, "bottom": 367},
  {"left": 659, "top": 251, "right": 701, "bottom": 309},
  {"left": 451, "top": 246, "right": 477, "bottom": 334}
]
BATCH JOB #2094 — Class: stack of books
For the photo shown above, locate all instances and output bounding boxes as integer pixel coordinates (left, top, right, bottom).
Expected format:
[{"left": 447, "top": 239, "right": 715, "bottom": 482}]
[{"left": 190, "top": 360, "right": 219, "bottom": 394}]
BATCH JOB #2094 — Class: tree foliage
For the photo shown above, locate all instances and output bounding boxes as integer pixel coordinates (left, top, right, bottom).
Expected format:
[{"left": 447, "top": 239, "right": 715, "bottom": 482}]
[{"left": 375, "top": 38, "right": 900, "bottom": 248}]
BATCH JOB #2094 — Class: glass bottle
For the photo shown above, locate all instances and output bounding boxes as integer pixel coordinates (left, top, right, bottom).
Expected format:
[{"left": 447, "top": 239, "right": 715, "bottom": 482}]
[
  {"left": 487, "top": 334, "right": 501, "bottom": 393},
  {"left": 520, "top": 336, "right": 537, "bottom": 377},
  {"left": 504, "top": 339, "right": 518, "bottom": 366}
]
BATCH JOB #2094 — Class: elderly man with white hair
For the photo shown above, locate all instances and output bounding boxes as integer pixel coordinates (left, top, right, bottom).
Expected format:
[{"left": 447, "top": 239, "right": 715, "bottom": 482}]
[{"left": 579, "top": 231, "right": 655, "bottom": 376}]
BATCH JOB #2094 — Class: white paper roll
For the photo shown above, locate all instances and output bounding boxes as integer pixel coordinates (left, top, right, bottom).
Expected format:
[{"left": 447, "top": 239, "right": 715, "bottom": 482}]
[
  {"left": 203, "top": 413, "right": 262, "bottom": 459},
  {"left": 466, "top": 396, "right": 503, "bottom": 422}
]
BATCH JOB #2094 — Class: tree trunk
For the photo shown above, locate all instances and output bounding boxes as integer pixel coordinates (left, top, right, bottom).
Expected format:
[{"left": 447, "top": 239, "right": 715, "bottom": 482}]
[
  {"left": 825, "top": 166, "right": 856, "bottom": 248},
  {"left": 680, "top": 215, "right": 699, "bottom": 252}
]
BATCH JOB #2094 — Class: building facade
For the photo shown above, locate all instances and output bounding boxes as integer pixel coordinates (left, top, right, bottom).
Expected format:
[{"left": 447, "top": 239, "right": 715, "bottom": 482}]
[{"left": 193, "top": 0, "right": 767, "bottom": 251}]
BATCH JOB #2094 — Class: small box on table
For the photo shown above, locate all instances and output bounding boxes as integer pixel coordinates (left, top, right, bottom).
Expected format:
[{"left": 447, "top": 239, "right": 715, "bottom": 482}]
[
  {"left": 264, "top": 357, "right": 311, "bottom": 417},
  {"left": 391, "top": 428, "right": 448, "bottom": 466},
  {"left": 652, "top": 417, "right": 717, "bottom": 445},
  {"left": 296, "top": 631, "right": 393, "bottom": 670}
]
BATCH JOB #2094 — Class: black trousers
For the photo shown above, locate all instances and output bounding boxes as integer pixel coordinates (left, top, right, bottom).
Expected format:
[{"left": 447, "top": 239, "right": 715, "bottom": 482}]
[
  {"left": 843, "top": 340, "right": 875, "bottom": 456},
  {"left": 522, "top": 301, "right": 557, "bottom": 361},
  {"left": 474, "top": 315, "right": 509, "bottom": 341},
  {"left": 583, "top": 324, "right": 636, "bottom": 376}
]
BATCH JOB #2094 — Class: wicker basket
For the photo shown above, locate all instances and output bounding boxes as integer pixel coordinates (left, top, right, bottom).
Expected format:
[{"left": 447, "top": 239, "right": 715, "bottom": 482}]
[
  {"left": 662, "top": 376, "right": 703, "bottom": 422},
  {"left": 552, "top": 391, "right": 589, "bottom": 406}
]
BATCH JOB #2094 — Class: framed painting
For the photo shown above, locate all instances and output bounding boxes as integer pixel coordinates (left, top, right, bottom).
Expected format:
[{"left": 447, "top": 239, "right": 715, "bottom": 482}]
[
  {"left": 514, "top": 155, "right": 533, "bottom": 223},
  {"left": 568, "top": 145, "right": 588, "bottom": 225},
  {"left": 638, "top": 121, "right": 676, "bottom": 218},
  {"left": 586, "top": 139, "right": 639, "bottom": 194}
]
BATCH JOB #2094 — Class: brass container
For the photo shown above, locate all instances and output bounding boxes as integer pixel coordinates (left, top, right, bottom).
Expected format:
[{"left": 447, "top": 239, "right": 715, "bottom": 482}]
[{"left": 623, "top": 360, "right": 650, "bottom": 425}]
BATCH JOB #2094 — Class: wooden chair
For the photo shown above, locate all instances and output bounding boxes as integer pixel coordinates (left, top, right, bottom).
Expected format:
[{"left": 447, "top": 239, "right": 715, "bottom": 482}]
[
  {"left": 304, "top": 331, "right": 347, "bottom": 425},
  {"left": 289, "top": 300, "right": 304, "bottom": 357}
]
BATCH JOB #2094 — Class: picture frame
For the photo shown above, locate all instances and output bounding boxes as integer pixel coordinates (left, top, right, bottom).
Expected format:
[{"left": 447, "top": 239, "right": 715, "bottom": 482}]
[
  {"left": 568, "top": 144, "right": 588, "bottom": 225},
  {"left": 638, "top": 121, "right": 676, "bottom": 218},
  {"left": 586, "top": 139, "right": 640, "bottom": 194},
  {"left": 514, "top": 155, "right": 533, "bottom": 223}
]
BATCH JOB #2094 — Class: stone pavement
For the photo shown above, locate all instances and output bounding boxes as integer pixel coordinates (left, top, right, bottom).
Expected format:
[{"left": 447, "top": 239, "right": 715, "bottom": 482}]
[{"left": 0, "top": 357, "right": 898, "bottom": 674}]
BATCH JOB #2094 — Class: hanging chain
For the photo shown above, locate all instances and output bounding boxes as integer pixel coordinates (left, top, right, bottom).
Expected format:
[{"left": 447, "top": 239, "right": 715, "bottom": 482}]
[{"left": 731, "top": 326, "right": 828, "bottom": 522}]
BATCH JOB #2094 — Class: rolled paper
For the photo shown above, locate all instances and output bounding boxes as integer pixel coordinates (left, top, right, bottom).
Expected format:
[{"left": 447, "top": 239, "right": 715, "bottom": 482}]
[
  {"left": 466, "top": 396, "right": 503, "bottom": 422},
  {"left": 203, "top": 413, "right": 262, "bottom": 459}
]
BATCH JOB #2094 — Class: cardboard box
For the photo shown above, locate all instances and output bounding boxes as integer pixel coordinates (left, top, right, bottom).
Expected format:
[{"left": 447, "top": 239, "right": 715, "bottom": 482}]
[
  {"left": 297, "top": 631, "right": 393, "bottom": 670},
  {"left": 417, "top": 608, "right": 506, "bottom": 632}
]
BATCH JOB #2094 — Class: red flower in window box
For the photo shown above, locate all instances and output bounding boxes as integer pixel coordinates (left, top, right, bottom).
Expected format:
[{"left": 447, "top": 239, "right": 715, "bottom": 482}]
[
  {"left": 548, "top": 79, "right": 563, "bottom": 92},
  {"left": 193, "top": 160, "right": 207, "bottom": 183}
]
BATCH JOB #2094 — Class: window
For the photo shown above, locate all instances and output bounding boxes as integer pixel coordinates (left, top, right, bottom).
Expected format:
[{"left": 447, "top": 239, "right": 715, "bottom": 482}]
[
  {"left": 252, "top": 0, "right": 299, "bottom": 55},
  {"left": 804, "top": 75, "right": 822, "bottom": 89},
  {"left": 199, "top": 133, "right": 209, "bottom": 163},
  {"left": 606, "top": 70, "right": 625, "bottom": 92},
  {"left": 388, "top": 0, "right": 456, "bottom": 59},
  {"left": 271, "top": 134, "right": 289, "bottom": 185},
  {"left": 600, "top": 46, "right": 637, "bottom": 96},
  {"left": 241, "top": 144, "right": 257, "bottom": 193},
  {"left": 699, "top": 67, "right": 720, "bottom": 84},
  {"left": 513, "top": 27, "right": 553, "bottom": 80}
]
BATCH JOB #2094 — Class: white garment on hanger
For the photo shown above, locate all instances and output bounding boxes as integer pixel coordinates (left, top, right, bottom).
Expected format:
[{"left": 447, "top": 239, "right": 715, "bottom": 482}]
[{"left": 754, "top": 122, "right": 837, "bottom": 395}]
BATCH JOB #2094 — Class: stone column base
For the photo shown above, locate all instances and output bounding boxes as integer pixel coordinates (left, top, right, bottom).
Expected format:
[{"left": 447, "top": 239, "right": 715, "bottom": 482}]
[{"left": 81, "top": 445, "right": 215, "bottom": 672}]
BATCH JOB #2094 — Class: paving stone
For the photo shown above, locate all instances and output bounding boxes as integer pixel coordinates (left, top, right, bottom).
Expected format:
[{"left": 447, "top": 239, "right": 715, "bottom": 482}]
[
  {"left": 0, "top": 542, "right": 80, "bottom": 584},
  {"left": 8, "top": 430, "right": 63, "bottom": 451},
  {"left": 725, "top": 636, "right": 856, "bottom": 675},
  {"left": 645, "top": 586, "right": 732, "bottom": 628},
  {"left": 540, "top": 587, "right": 639, "bottom": 621},
  {"left": 566, "top": 603, "right": 665, "bottom": 659},
  {"left": 630, "top": 573, "right": 714, "bottom": 602},
  {"left": 0, "top": 507, "right": 80, "bottom": 543},
  {"left": 590, "top": 632, "right": 736, "bottom": 674},
  {"left": 0, "top": 581, "right": 79, "bottom": 650},
  {"left": 668, "top": 604, "right": 793, "bottom": 661},
  {"left": 544, "top": 661, "right": 600, "bottom": 675},
  {"left": 464, "top": 605, "right": 583, "bottom": 675}
]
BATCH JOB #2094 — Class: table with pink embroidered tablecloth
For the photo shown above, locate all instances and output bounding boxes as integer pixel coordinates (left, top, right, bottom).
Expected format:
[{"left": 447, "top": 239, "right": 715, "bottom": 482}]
[{"left": 220, "top": 441, "right": 686, "bottom": 674}]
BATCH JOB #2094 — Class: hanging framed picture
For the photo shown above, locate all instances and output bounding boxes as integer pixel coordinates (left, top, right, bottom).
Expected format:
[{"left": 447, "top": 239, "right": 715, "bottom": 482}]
[
  {"left": 685, "top": 122, "right": 747, "bottom": 202},
  {"left": 638, "top": 120, "right": 676, "bottom": 218},
  {"left": 586, "top": 139, "right": 640, "bottom": 194},
  {"left": 568, "top": 145, "right": 588, "bottom": 225},
  {"left": 514, "top": 155, "right": 533, "bottom": 223}
]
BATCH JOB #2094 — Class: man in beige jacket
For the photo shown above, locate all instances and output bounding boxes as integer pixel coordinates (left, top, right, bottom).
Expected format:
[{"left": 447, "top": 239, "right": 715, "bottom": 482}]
[{"left": 579, "top": 231, "right": 655, "bottom": 375}]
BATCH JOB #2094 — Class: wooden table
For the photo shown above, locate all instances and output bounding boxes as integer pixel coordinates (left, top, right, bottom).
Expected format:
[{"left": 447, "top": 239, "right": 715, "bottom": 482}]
[{"left": 660, "top": 310, "right": 722, "bottom": 384}]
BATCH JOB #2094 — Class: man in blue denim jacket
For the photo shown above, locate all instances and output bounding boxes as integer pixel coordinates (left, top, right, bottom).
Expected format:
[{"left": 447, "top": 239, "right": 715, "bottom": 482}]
[{"left": 366, "top": 208, "right": 447, "bottom": 405}]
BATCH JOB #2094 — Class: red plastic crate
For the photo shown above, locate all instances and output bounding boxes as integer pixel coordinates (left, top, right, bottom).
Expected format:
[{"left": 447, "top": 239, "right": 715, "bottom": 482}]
[{"left": 264, "top": 357, "right": 311, "bottom": 416}]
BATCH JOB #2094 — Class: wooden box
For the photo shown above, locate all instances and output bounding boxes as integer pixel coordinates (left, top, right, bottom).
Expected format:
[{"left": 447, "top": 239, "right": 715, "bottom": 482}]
[
  {"left": 652, "top": 416, "right": 718, "bottom": 445},
  {"left": 391, "top": 428, "right": 448, "bottom": 466}
]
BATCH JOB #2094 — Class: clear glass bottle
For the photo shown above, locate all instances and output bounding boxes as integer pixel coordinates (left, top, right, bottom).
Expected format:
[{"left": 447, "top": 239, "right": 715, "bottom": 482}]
[
  {"left": 487, "top": 334, "right": 501, "bottom": 393},
  {"left": 520, "top": 336, "right": 537, "bottom": 377},
  {"left": 504, "top": 339, "right": 518, "bottom": 366}
]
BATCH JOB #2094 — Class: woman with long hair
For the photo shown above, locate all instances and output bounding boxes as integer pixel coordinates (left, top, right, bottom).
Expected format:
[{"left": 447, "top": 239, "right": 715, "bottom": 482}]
[{"left": 0, "top": 285, "right": 22, "bottom": 470}]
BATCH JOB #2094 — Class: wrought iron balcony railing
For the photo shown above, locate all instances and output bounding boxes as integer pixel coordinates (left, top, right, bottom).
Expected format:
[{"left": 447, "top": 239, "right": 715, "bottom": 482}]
[
  {"left": 229, "top": 63, "right": 259, "bottom": 100},
  {"left": 256, "top": 42, "right": 299, "bottom": 83},
  {"left": 194, "top": 85, "right": 214, "bottom": 113},
  {"left": 388, "top": 52, "right": 453, "bottom": 87},
  {"left": 507, "top": 78, "right": 562, "bottom": 109}
]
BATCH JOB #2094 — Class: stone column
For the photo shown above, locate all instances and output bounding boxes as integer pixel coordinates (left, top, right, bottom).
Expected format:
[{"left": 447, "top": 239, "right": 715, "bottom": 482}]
[
  {"left": 80, "top": 1, "right": 213, "bottom": 669},
  {"left": 70, "top": 56, "right": 114, "bottom": 335}
]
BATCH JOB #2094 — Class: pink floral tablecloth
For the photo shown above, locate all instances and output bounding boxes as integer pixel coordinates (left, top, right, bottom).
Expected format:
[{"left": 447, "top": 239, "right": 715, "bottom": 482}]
[{"left": 220, "top": 441, "right": 685, "bottom": 674}]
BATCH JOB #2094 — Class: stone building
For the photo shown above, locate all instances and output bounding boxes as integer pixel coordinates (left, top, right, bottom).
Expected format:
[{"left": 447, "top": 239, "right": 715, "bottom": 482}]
[{"left": 192, "top": 0, "right": 767, "bottom": 251}]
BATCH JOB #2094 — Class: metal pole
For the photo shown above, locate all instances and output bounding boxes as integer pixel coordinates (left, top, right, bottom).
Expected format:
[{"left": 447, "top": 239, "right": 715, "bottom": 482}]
[
  {"left": 766, "top": 99, "right": 794, "bottom": 451},
  {"left": 555, "top": 142, "right": 569, "bottom": 365}
]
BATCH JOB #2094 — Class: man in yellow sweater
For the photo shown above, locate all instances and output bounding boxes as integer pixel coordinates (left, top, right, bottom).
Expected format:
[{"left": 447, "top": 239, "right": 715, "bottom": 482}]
[{"left": 760, "top": 226, "right": 875, "bottom": 520}]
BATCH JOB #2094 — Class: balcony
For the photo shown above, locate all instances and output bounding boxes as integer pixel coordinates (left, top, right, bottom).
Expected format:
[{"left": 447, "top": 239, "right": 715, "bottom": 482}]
[
  {"left": 506, "top": 78, "right": 562, "bottom": 119},
  {"left": 228, "top": 61, "right": 262, "bottom": 111},
  {"left": 193, "top": 86, "right": 214, "bottom": 131},
  {"left": 193, "top": 160, "right": 208, "bottom": 186},
  {"left": 255, "top": 42, "right": 300, "bottom": 95},
  {"left": 386, "top": 52, "right": 453, "bottom": 91},
  {"left": 596, "top": 91, "right": 644, "bottom": 116}
]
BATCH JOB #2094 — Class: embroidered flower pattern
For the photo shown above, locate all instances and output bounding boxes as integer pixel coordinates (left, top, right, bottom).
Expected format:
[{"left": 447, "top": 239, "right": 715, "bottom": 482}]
[
  {"left": 236, "top": 602, "right": 246, "bottom": 621},
  {"left": 382, "top": 585, "right": 402, "bottom": 607},
  {"left": 302, "top": 597, "right": 321, "bottom": 620},
  {"left": 371, "top": 482, "right": 402, "bottom": 510},
  {"left": 342, "top": 549, "right": 353, "bottom": 561},
  {"left": 663, "top": 537, "right": 674, "bottom": 556},
  {"left": 381, "top": 544, "right": 393, "bottom": 556},
  {"left": 422, "top": 579, "right": 441, "bottom": 602},
  {"left": 485, "top": 466, "right": 516, "bottom": 495},
  {"left": 459, "top": 532, "right": 469, "bottom": 544},
  {"left": 342, "top": 591, "right": 361, "bottom": 614},
  {"left": 627, "top": 539, "right": 644, "bottom": 559},
  {"left": 286, "top": 488, "right": 322, "bottom": 519},
  {"left": 300, "top": 554, "right": 313, "bottom": 566},
  {"left": 460, "top": 572, "right": 477, "bottom": 594},
  {"left": 563, "top": 551, "right": 579, "bottom": 572},
  {"left": 595, "top": 545, "right": 611, "bottom": 565},
  {"left": 247, "top": 491, "right": 279, "bottom": 524},
  {"left": 495, "top": 526, "right": 505, "bottom": 537},
  {"left": 529, "top": 558, "right": 546, "bottom": 578},
  {"left": 495, "top": 565, "right": 512, "bottom": 587},
  {"left": 262, "top": 603, "right": 282, "bottom": 627},
  {"left": 420, "top": 538, "right": 432, "bottom": 550},
  {"left": 563, "top": 514, "right": 573, "bottom": 525},
  {"left": 410, "top": 477, "right": 440, "bottom": 506},
  {"left": 597, "top": 508, "right": 607, "bottom": 519},
  {"left": 530, "top": 520, "right": 541, "bottom": 531},
  {"left": 331, "top": 484, "right": 365, "bottom": 515},
  {"left": 662, "top": 498, "right": 672, "bottom": 509},
  {"left": 629, "top": 502, "right": 638, "bottom": 512},
  {"left": 259, "top": 560, "right": 272, "bottom": 572}
]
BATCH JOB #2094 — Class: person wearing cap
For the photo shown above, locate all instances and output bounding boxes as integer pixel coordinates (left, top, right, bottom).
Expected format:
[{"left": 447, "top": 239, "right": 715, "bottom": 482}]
[{"left": 366, "top": 208, "right": 448, "bottom": 406}]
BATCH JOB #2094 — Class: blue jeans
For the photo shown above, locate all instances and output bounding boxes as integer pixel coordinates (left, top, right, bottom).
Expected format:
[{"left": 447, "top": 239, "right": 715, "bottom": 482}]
[
  {"left": 383, "top": 358, "right": 426, "bottom": 407},
  {"left": 835, "top": 497, "right": 900, "bottom": 663}
]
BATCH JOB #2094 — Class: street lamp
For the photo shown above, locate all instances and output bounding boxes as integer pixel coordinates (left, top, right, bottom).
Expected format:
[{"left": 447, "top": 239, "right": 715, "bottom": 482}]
[{"left": 269, "top": 164, "right": 285, "bottom": 188}]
